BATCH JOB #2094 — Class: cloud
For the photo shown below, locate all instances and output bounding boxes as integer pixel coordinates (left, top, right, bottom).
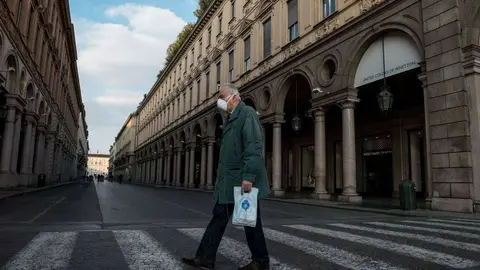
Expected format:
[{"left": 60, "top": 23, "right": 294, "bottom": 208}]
[{"left": 74, "top": 3, "right": 186, "bottom": 153}]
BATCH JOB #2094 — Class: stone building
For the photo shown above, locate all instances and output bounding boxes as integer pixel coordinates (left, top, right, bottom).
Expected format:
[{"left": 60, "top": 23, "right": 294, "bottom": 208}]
[
  {"left": 0, "top": 0, "right": 84, "bottom": 187},
  {"left": 87, "top": 154, "right": 109, "bottom": 175},
  {"left": 75, "top": 110, "right": 88, "bottom": 179},
  {"left": 112, "top": 113, "right": 137, "bottom": 180},
  {"left": 132, "top": 0, "right": 480, "bottom": 213}
]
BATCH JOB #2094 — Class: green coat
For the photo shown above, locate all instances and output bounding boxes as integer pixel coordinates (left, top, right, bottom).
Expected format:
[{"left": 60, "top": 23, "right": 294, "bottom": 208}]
[{"left": 213, "top": 102, "right": 270, "bottom": 204}]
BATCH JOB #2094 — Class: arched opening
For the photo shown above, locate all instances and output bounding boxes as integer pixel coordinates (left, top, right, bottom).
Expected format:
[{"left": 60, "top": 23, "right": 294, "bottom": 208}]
[
  {"left": 5, "top": 55, "right": 17, "bottom": 94},
  {"left": 179, "top": 132, "right": 186, "bottom": 186},
  {"left": 343, "top": 30, "right": 425, "bottom": 200},
  {"left": 268, "top": 73, "right": 313, "bottom": 193},
  {"left": 193, "top": 124, "right": 202, "bottom": 187},
  {"left": 212, "top": 114, "right": 223, "bottom": 186}
]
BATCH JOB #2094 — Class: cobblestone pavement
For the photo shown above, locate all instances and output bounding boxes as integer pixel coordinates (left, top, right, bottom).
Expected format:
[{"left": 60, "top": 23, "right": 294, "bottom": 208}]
[{"left": 0, "top": 181, "right": 479, "bottom": 269}]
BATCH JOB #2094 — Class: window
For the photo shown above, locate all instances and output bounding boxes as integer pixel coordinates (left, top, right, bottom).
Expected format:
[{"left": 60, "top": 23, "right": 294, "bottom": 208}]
[
  {"left": 189, "top": 86, "right": 193, "bottom": 109},
  {"left": 183, "top": 93, "right": 186, "bottom": 114},
  {"left": 199, "top": 38, "right": 202, "bottom": 56},
  {"left": 191, "top": 48, "right": 194, "bottom": 65},
  {"left": 177, "top": 97, "right": 180, "bottom": 116},
  {"left": 26, "top": 7, "right": 34, "bottom": 43},
  {"left": 218, "top": 14, "right": 223, "bottom": 33},
  {"left": 197, "top": 80, "right": 201, "bottom": 104},
  {"left": 263, "top": 18, "right": 271, "bottom": 59},
  {"left": 244, "top": 36, "right": 251, "bottom": 72},
  {"left": 231, "top": 0, "right": 236, "bottom": 19},
  {"left": 229, "top": 50, "right": 234, "bottom": 82},
  {"left": 184, "top": 56, "right": 188, "bottom": 71},
  {"left": 208, "top": 27, "right": 212, "bottom": 46},
  {"left": 179, "top": 64, "right": 182, "bottom": 76},
  {"left": 16, "top": 0, "right": 23, "bottom": 26},
  {"left": 288, "top": 0, "right": 299, "bottom": 41},
  {"left": 206, "top": 72, "right": 210, "bottom": 97},
  {"left": 323, "top": 0, "right": 336, "bottom": 18},
  {"left": 216, "top": 62, "right": 221, "bottom": 87}
]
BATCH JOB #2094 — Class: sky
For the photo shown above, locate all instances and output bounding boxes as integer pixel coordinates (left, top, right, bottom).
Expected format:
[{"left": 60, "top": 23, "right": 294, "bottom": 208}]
[{"left": 69, "top": 0, "right": 198, "bottom": 154}]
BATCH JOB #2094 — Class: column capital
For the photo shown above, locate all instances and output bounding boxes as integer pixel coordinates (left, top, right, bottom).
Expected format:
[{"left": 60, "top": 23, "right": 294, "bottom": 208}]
[
  {"left": 462, "top": 44, "right": 480, "bottom": 76},
  {"left": 24, "top": 112, "right": 39, "bottom": 123},
  {"left": 37, "top": 124, "right": 47, "bottom": 133},
  {"left": 312, "top": 108, "right": 326, "bottom": 117},
  {"left": 338, "top": 98, "right": 359, "bottom": 109},
  {"left": 5, "top": 94, "right": 26, "bottom": 111}
]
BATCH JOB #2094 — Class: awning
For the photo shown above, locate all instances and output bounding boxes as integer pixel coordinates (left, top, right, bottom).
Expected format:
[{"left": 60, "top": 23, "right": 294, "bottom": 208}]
[{"left": 354, "top": 31, "right": 422, "bottom": 88}]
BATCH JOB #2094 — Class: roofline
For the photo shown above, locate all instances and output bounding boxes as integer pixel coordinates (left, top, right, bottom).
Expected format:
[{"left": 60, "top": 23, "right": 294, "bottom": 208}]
[{"left": 136, "top": 0, "right": 223, "bottom": 112}]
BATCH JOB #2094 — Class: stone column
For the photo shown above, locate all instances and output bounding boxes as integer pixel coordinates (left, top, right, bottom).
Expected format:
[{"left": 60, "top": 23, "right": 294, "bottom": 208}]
[
  {"left": 338, "top": 100, "right": 361, "bottom": 203},
  {"left": 45, "top": 133, "right": 55, "bottom": 183},
  {"left": 206, "top": 140, "right": 214, "bottom": 190},
  {"left": 184, "top": 148, "right": 190, "bottom": 188},
  {"left": 272, "top": 122, "right": 284, "bottom": 196},
  {"left": 151, "top": 158, "right": 156, "bottom": 183},
  {"left": 157, "top": 154, "right": 163, "bottom": 184},
  {"left": 189, "top": 146, "right": 195, "bottom": 188},
  {"left": 33, "top": 124, "right": 46, "bottom": 175},
  {"left": 0, "top": 103, "right": 17, "bottom": 174},
  {"left": 20, "top": 114, "right": 36, "bottom": 186},
  {"left": 28, "top": 123, "right": 37, "bottom": 174},
  {"left": 176, "top": 149, "right": 182, "bottom": 187},
  {"left": 313, "top": 109, "right": 330, "bottom": 199},
  {"left": 10, "top": 108, "right": 22, "bottom": 174},
  {"left": 166, "top": 152, "right": 171, "bottom": 185},
  {"left": 200, "top": 142, "right": 207, "bottom": 188}
]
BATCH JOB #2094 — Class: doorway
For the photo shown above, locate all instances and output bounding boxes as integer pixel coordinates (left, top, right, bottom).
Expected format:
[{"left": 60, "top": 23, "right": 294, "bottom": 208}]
[{"left": 361, "top": 134, "right": 393, "bottom": 197}]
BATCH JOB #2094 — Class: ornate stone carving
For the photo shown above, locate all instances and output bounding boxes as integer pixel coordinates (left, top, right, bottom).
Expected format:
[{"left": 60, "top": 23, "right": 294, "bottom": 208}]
[
  {"left": 360, "top": 0, "right": 384, "bottom": 13},
  {"left": 238, "top": 19, "right": 253, "bottom": 36},
  {"left": 283, "top": 42, "right": 301, "bottom": 61},
  {"left": 243, "top": 0, "right": 254, "bottom": 15},
  {"left": 315, "top": 18, "right": 340, "bottom": 40},
  {"left": 258, "top": 59, "right": 273, "bottom": 75},
  {"left": 240, "top": 72, "right": 252, "bottom": 85}
]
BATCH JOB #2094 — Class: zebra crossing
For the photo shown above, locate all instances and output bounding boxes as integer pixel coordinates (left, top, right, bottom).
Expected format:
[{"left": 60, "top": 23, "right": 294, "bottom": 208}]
[{"left": 1, "top": 217, "right": 479, "bottom": 269}]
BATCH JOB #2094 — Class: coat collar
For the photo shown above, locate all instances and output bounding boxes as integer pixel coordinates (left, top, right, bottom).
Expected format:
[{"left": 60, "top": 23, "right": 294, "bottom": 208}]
[{"left": 227, "top": 102, "right": 245, "bottom": 123}]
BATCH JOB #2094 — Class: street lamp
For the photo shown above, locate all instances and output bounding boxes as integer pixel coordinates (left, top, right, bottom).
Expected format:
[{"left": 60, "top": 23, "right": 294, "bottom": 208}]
[
  {"left": 377, "top": 85, "right": 393, "bottom": 113},
  {"left": 291, "top": 114, "right": 302, "bottom": 132}
]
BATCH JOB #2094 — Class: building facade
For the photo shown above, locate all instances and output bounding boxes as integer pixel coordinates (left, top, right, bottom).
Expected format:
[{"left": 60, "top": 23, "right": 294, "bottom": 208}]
[
  {"left": 108, "top": 143, "right": 115, "bottom": 177},
  {"left": 112, "top": 113, "right": 137, "bottom": 180},
  {"left": 76, "top": 110, "right": 88, "bottom": 179},
  {"left": 0, "top": 0, "right": 84, "bottom": 187},
  {"left": 87, "top": 154, "right": 109, "bottom": 175},
  {"left": 132, "top": 0, "right": 480, "bottom": 213}
]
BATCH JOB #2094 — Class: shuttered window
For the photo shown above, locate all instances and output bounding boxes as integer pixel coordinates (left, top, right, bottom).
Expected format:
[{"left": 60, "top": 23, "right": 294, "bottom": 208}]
[
  {"left": 229, "top": 50, "right": 234, "bottom": 82},
  {"left": 244, "top": 36, "right": 251, "bottom": 72},
  {"left": 263, "top": 18, "right": 271, "bottom": 59},
  {"left": 324, "top": 0, "right": 336, "bottom": 18},
  {"left": 216, "top": 62, "right": 221, "bottom": 87},
  {"left": 288, "top": 0, "right": 298, "bottom": 41}
]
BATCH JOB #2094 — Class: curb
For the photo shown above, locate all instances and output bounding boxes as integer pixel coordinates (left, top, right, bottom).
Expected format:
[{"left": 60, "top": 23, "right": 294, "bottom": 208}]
[
  {"left": 0, "top": 181, "right": 79, "bottom": 200},
  {"left": 129, "top": 182, "right": 480, "bottom": 219}
]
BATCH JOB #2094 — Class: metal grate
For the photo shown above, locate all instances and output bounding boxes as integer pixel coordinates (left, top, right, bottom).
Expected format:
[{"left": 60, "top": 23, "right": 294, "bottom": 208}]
[{"left": 363, "top": 135, "right": 392, "bottom": 156}]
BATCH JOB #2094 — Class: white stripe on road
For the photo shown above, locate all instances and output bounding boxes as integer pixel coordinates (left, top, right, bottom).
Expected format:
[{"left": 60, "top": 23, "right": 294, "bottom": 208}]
[
  {"left": 366, "top": 222, "right": 480, "bottom": 240},
  {"left": 286, "top": 224, "right": 479, "bottom": 269},
  {"left": 4, "top": 232, "right": 77, "bottom": 270},
  {"left": 401, "top": 220, "right": 480, "bottom": 232},
  {"left": 428, "top": 218, "right": 480, "bottom": 226},
  {"left": 329, "top": 223, "right": 480, "bottom": 252},
  {"left": 178, "top": 228, "right": 299, "bottom": 270},
  {"left": 258, "top": 227, "right": 405, "bottom": 270},
  {"left": 113, "top": 230, "right": 183, "bottom": 270},
  {"left": 454, "top": 218, "right": 480, "bottom": 224}
]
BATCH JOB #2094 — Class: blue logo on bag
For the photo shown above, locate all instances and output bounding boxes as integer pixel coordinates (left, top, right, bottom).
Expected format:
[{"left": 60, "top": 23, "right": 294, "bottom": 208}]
[{"left": 241, "top": 199, "right": 250, "bottom": 210}]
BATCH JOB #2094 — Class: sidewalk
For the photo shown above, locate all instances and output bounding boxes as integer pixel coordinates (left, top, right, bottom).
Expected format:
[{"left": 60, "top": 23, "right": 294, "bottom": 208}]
[
  {"left": 129, "top": 181, "right": 480, "bottom": 220},
  {"left": 0, "top": 181, "right": 78, "bottom": 200}
]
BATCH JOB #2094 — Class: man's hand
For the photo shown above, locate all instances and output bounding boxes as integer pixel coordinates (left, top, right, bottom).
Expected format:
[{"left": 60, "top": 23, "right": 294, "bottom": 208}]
[{"left": 241, "top": 180, "right": 253, "bottom": 194}]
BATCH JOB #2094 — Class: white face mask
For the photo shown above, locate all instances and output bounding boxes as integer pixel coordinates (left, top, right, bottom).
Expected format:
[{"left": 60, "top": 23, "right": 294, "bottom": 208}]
[{"left": 217, "top": 95, "right": 233, "bottom": 112}]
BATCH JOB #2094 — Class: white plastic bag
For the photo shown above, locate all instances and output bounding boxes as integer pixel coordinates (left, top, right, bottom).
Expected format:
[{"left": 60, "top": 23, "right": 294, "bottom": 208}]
[{"left": 232, "top": 186, "right": 258, "bottom": 228}]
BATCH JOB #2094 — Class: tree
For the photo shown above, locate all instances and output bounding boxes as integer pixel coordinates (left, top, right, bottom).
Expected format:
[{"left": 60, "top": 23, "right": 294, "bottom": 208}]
[
  {"left": 158, "top": 22, "right": 195, "bottom": 78},
  {"left": 194, "top": 0, "right": 214, "bottom": 19}
]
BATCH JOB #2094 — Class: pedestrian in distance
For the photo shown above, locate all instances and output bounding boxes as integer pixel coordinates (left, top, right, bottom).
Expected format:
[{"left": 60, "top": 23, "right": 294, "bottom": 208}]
[{"left": 182, "top": 84, "right": 271, "bottom": 270}]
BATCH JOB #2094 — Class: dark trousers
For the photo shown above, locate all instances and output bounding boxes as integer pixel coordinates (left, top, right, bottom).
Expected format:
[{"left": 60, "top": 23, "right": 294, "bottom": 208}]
[{"left": 195, "top": 202, "right": 269, "bottom": 267}]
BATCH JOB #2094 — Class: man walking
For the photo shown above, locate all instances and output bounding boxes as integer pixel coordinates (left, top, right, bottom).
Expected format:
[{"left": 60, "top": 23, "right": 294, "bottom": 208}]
[{"left": 182, "top": 84, "right": 271, "bottom": 270}]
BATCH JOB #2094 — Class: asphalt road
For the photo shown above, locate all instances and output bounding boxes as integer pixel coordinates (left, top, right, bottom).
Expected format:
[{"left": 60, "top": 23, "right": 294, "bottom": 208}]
[{"left": 0, "top": 181, "right": 479, "bottom": 270}]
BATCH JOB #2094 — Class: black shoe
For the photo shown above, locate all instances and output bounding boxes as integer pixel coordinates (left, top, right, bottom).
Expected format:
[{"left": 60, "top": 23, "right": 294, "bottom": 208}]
[
  {"left": 238, "top": 261, "right": 269, "bottom": 270},
  {"left": 181, "top": 257, "right": 214, "bottom": 270}
]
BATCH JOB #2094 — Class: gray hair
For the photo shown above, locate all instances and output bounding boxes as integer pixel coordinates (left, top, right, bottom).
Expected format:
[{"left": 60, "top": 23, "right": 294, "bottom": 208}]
[{"left": 219, "top": 83, "right": 241, "bottom": 99}]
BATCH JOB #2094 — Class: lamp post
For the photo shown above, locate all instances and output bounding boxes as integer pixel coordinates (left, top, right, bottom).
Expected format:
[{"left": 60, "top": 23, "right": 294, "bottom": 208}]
[{"left": 377, "top": 34, "right": 394, "bottom": 113}]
